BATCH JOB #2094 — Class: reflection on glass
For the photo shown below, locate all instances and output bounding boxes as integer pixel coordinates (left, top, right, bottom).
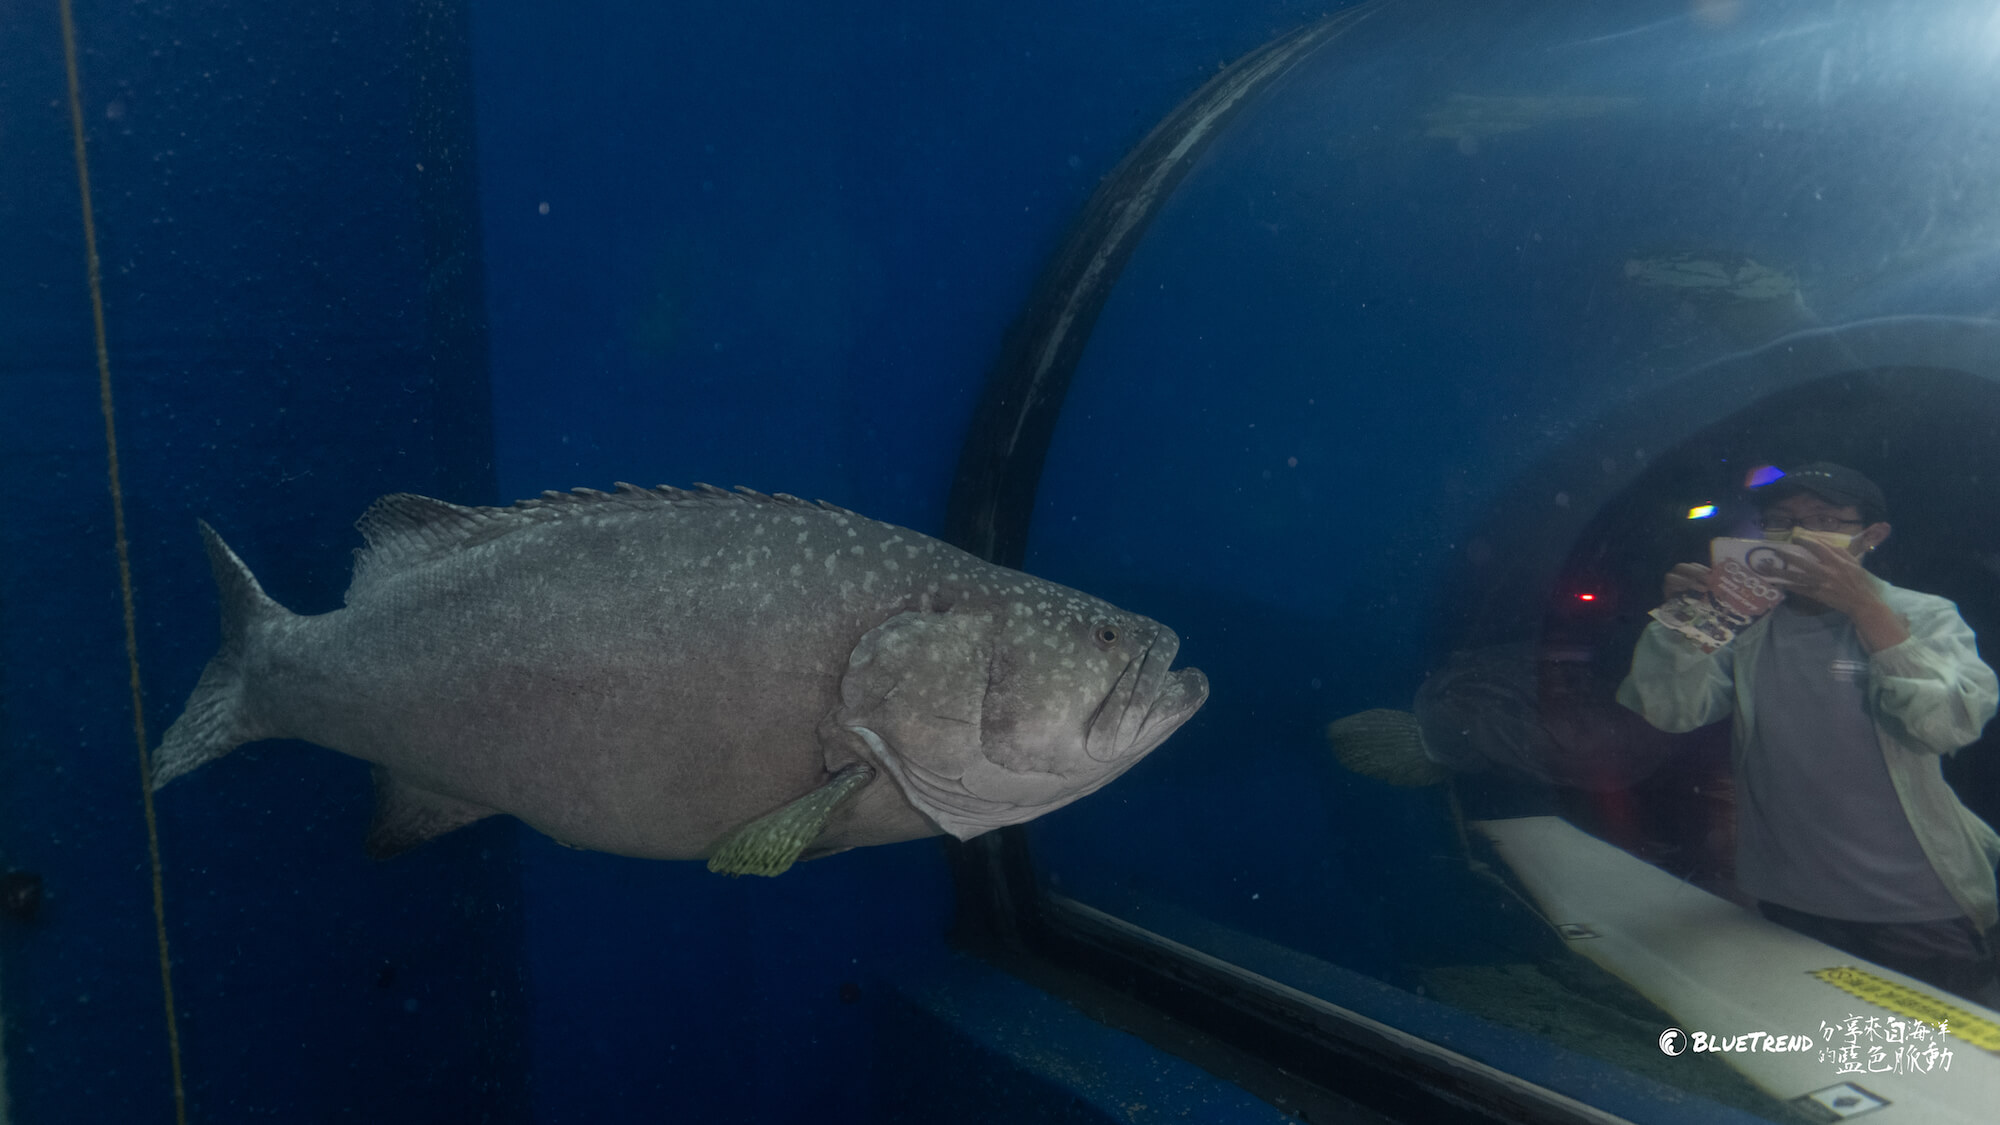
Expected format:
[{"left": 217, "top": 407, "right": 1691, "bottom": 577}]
[
  {"left": 1622, "top": 464, "right": 2000, "bottom": 1012},
  {"left": 1021, "top": 0, "right": 2000, "bottom": 1120}
]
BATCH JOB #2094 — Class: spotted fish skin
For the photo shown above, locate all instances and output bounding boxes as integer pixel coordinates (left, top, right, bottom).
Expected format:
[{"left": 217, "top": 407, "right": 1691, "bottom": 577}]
[{"left": 151, "top": 484, "right": 1208, "bottom": 864}]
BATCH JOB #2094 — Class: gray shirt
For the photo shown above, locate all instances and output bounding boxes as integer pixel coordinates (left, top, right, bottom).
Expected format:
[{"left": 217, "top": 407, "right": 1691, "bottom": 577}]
[
  {"left": 1738, "top": 602, "right": 1963, "bottom": 921},
  {"left": 1619, "top": 577, "right": 2000, "bottom": 931}
]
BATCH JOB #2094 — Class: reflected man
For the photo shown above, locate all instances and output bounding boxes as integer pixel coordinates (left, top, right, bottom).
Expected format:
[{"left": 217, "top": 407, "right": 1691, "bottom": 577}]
[{"left": 1618, "top": 463, "right": 2000, "bottom": 1006}]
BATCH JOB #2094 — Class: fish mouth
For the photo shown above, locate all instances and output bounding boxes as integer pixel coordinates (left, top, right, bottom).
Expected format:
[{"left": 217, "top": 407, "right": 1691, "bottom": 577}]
[{"left": 1085, "top": 631, "right": 1209, "bottom": 764}]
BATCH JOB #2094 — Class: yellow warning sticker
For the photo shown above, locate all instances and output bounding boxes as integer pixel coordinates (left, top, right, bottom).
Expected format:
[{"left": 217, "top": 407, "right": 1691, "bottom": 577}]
[{"left": 1810, "top": 965, "right": 2000, "bottom": 1053}]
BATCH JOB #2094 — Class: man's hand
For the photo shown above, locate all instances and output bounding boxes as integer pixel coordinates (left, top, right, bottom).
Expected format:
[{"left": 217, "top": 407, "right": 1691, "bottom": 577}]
[
  {"left": 1779, "top": 538, "right": 1878, "bottom": 614},
  {"left": 1663, "top": 563, "right": 1710, "bottom": 601},
  {"left": 1781, "top": 538, "right": 1910, "bottom": 652}
]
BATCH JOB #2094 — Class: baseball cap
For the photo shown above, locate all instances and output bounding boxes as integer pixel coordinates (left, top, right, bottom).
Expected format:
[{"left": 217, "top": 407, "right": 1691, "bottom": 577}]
[{"left": 1753, "top": 461, "right": 1888, "bottom": 523}]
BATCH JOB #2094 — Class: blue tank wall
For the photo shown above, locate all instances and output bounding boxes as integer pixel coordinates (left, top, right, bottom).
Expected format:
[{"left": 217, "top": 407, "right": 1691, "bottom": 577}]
[
  {"left": 0, "top": 0, "right": 1339, "bottom": 1122},
  {"left": 0, "top": 1, "right": 523, "bottom": 1121}
]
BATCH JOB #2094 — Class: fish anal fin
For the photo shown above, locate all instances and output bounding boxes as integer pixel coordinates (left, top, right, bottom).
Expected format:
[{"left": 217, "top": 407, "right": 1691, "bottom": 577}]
[
  {"left": 707, "top": 763, "right": 874, "bottom": 877},
  {"left": 366, "top": 770, "right": 497, "bottom": 860}
]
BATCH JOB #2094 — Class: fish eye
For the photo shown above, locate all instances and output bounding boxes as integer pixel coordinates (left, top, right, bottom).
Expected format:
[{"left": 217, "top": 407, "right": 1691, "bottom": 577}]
[{"left": 1093, "top": 624, "right": 1119, "bottom": 648}]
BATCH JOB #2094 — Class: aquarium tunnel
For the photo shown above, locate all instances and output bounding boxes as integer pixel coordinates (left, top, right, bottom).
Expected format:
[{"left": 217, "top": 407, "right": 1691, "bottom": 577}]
[{"left": 7, "top": 0, "right": 2000, "bottom": 1121}]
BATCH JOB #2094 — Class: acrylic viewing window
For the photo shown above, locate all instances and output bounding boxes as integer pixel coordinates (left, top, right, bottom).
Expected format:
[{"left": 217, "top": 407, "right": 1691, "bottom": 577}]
[{"left": 948, "top": 2, "right": 2000, "bottom": 1122}]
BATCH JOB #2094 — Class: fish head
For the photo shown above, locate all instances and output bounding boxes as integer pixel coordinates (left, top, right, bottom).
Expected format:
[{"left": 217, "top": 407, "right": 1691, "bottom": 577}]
[{"left": 835, "top": 593, "right": 1208, "bottom": 841}]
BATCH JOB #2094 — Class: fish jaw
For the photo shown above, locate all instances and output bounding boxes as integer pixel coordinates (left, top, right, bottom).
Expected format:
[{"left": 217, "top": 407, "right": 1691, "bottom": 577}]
[
  {"left": 843, "top": 722, "right": 1080, "bottom": 841},
  {"left": 1086, "top": 629, "right": 1207, "bottom": 765},
  {"left": 1131, "top": 664, "right": 1209, "bottom": 759},
  {"left": 835, "top": 613, "right": 1209, "bottom": 841}
]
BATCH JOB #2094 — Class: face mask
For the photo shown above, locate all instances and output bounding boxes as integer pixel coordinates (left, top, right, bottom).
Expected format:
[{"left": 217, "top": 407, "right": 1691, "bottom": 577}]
[{"left": 1767, "top": 527, "right": 1857, "bottom": 552}]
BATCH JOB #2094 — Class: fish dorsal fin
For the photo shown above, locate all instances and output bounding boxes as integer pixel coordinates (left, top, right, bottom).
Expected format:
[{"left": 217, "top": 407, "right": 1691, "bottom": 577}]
[
  {"left": 366, "top": 769, "right": 497, "bottom": 860},
  {"left": 348, "top": 492, "right": 542, "bottom": 601},
  {"left": 356, "top": 492, "right": 513, "bottom": 556},
  {"left": 348, "top": 483, "right": 856, "bottom": 600}
]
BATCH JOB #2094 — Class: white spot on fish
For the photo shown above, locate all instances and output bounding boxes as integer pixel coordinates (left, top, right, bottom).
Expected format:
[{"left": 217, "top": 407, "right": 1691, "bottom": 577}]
[
  {"left": 791, "top": 564, "right": 803, "bottom": 577},
  {"left": 824, "top": 553, "right": 839, "bottom": 572}
]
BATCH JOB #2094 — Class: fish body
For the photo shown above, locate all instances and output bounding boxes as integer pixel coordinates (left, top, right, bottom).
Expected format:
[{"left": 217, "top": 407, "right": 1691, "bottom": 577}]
[{"left": 154, "top": 484, "right": 1208, "bottom": 868}]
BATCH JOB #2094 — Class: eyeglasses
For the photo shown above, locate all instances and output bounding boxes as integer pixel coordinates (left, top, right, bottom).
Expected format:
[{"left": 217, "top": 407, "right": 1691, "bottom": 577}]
[{"left": 1759, "top": 515, "right": 1867, "bottom": 532}]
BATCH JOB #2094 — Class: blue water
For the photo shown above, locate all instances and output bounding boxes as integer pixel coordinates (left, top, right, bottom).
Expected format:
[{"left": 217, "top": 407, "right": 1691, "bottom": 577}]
[{"left": 9, "top": 1, "right": 2000, "bottom": 1122}]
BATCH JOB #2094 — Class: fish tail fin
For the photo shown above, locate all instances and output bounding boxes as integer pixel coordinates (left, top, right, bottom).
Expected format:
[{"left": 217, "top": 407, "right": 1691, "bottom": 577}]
[
  {"left": 1325, "top": 709, "right": 1451, "bottom": 787},
  {"left": 152, "top": 522, "right": 289, "bottom": 790}
]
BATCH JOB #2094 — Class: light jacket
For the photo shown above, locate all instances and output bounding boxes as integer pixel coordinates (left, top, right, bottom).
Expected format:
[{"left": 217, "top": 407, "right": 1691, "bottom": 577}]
[{"left": 1617, "top": 579, "right": 2000, "bottom": 932}]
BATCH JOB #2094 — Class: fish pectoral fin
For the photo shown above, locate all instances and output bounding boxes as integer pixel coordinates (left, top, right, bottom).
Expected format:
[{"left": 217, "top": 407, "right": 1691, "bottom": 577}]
[
  {"left": 366, "top": 769, "right": 499, "bottom": 860},
  {"left": 706, "top": 763, "right": 875, "bottom": 878}
]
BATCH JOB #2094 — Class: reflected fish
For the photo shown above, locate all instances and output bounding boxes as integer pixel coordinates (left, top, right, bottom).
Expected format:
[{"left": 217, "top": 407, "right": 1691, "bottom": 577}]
[
  {"left": 1622, "top": 252, "right": 1796, "bottom": 302},
  {"left": 153, "top": 484, "right": 1209, "bottom": 875},
  {"left": 1621, "top": 250, "right": 1816, "bottom": 347},
  {"left": 1421, "top": 93, "right": 1637, "bottom": 143},
  {"left": 1327, "top": 643, "right": 1677, "bottom": 793}
]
